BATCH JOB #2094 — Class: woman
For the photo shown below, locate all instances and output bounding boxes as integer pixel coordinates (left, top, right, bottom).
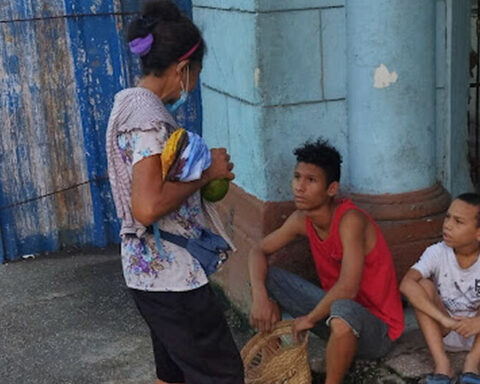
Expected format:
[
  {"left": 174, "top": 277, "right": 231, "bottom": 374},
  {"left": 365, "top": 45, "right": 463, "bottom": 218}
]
[{"left": 106, "top": 1, "right": 244, "bottom": 383}]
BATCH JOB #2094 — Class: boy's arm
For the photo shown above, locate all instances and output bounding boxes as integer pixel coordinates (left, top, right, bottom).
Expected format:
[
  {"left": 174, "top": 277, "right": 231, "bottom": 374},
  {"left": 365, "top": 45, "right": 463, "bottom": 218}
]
[
  {"left": 249, "top": 210, "right": 306, "bottom": 332},
  {"left": 292, "top": 210, "right": 367, "bottom": 340},
  {"left": 400, "top": 268, "right": 457, "bottom": 329}
]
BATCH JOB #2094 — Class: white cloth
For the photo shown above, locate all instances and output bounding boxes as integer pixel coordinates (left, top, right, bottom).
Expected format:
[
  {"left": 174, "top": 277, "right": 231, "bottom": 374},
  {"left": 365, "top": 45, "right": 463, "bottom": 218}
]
[{"left": 412, "top": 241, "right": 480, "bottom": 350}]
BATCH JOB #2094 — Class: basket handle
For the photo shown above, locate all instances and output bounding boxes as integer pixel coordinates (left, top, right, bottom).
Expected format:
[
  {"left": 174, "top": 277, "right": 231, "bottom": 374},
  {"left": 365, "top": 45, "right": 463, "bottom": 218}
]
[{"left": 241, "top": 320, "right": 308, "bottom": 361}]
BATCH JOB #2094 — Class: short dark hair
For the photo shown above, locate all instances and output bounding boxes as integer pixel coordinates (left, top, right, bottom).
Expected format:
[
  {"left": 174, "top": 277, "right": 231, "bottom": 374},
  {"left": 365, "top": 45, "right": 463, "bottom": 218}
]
[
  {"left": 293, "top": 138, "right": 342, "bottom": 184},
  {"left": 127, "top": 0, "right": 205, "bottom": 76},
  {"left": 456, "top": 192, "right": 480, "bottom": 227}
]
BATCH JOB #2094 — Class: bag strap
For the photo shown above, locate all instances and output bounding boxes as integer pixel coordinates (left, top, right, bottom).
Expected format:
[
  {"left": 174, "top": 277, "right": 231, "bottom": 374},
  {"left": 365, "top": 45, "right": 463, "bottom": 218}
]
[{"left": 152, "top": 222, "right": 188, "bottom": 251}]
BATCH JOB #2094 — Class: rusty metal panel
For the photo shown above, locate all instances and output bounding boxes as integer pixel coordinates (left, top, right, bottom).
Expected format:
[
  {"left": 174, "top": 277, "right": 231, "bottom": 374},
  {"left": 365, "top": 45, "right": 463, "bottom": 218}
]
[{"left": 0, "top": 0, "right": 200, "bottom": 261}]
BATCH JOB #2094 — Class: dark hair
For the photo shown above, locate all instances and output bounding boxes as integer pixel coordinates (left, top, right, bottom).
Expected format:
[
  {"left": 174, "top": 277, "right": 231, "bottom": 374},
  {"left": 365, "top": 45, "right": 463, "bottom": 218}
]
[
  {"left": 127, "top": 0, "right": 205, "bottom": 76},
  {"left": 293, "top": 138, "right": 342, "bottom": 184},
  {"left": 456, "top": 192, "right": 480, "bottom": 227}
]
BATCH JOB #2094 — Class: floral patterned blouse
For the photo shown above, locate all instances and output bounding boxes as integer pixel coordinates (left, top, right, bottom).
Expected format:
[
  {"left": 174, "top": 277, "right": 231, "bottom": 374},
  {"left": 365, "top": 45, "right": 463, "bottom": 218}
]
[{"left": 114, "top": 88, "right": 208, "bottom": 291}]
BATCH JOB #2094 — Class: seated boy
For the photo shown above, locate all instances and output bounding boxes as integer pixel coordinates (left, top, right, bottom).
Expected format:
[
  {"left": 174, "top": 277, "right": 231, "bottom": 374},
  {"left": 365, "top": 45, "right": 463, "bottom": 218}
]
[
  {"left": 400, "top": 193, "right": 480, "bottom": 384},
  {"left": 248, "top": 139, "right": 405, "bottom": 384}
]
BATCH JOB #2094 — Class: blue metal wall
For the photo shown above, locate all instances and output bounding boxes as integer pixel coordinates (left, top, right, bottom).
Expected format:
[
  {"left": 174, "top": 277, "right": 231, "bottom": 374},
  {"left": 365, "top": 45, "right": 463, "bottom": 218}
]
[{"left": 0, "top": 0, "right": 200, "bottom": 262}]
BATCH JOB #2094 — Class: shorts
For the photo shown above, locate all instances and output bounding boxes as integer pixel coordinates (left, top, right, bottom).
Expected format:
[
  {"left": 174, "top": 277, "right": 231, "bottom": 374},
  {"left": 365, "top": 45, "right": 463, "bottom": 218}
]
[
  {"left": 266, "top": 266, "right": 393, "bottom": 359},
  {"left": 443, "top": 330, "right": 474, "bottom": 352},
  {"left": 130, "top": 284, "right": 244, "bottom": 384}
]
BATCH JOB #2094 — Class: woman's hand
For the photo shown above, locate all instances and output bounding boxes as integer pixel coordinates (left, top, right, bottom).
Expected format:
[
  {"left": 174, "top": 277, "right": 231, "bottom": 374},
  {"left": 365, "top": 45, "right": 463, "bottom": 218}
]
[{"left": 203, "top": 148, "right": 234, "bottom": 182}]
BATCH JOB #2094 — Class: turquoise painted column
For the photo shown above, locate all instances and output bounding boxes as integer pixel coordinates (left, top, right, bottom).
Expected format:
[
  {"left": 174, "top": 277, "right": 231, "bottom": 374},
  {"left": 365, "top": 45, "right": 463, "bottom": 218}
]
[{"left": 346, "top": 0, "right": 437, "bottom": 194}]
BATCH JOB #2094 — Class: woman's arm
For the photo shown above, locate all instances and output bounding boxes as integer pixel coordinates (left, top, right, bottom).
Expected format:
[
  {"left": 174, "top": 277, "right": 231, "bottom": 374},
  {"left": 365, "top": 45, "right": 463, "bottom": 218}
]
[{"left": 131, "top": 148, "right": 234, "bottom": 225}]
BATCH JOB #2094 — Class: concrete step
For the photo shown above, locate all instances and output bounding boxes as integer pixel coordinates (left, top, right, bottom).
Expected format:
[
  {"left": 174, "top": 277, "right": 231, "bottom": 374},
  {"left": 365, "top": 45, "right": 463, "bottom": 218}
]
[{"left": 307, "top": 306, "right": 469, "bottom": 383}]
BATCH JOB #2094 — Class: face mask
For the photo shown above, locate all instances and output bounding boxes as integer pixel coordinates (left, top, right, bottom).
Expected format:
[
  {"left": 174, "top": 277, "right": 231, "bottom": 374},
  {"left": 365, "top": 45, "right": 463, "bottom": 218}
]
[
  {"left": 166, "top": 66, "right": 190, "bottom": 114},
  {"left": 166, "top": 90, "right": 188, "bottom": 114}
]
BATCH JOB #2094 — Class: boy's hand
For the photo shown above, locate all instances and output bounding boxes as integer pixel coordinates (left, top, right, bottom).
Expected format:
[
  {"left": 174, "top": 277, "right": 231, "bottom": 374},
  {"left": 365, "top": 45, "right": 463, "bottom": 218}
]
[
  {"left": 250, "top": 297, "right": 281, "bottom": 333},
  {"left": 440, "top": 316, "right": 460, "bottom": 331},
  {"left": 292, "top": 315, "right": 315, "bottom": 343},
  {"left": 452, "top": 316, "right": 480, "bottom": 338},
  {"left": 203, "top": 148, "right": 234, "bottom": 182}
]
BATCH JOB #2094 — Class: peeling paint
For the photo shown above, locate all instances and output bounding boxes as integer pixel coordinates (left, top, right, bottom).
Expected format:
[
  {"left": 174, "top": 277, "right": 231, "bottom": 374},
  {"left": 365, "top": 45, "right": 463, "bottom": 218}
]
[
  {"left": 0, "top": 0, "right": 200, "bottom": 261},
  {"left": 374, "top": 64, "right": 398, "bottom": 88},
  {"left": 254, "top": 67, "right": 261, "bottom": 88}
]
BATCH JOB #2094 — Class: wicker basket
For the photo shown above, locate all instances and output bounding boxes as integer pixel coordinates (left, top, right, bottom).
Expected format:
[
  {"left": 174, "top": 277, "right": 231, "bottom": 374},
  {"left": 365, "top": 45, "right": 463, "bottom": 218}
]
[{"left": 241, "top": 320, "right": 312, "bottom": 384}]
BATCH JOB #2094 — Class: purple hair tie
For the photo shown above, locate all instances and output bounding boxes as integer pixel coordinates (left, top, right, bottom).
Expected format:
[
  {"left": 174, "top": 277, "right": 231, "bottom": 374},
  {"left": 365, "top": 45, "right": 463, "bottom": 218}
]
[{"left": 129, "top": 33, "right": 154, "bottom": 57}]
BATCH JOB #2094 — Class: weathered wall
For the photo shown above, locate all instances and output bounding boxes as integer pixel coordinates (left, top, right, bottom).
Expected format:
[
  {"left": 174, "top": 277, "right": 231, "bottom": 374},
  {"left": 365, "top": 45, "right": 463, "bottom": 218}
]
[
  {"left": 193, "top": 0, "right": 473, "bottom": 309},
  {"left": 194, "top": 0, "right": 472, "bottom": 202},
  {"left": 0, "top": 0, "right": 198, "bottom": 262},
  {"left": 195, "top": 0, "right": 348, "bottom": 202}
]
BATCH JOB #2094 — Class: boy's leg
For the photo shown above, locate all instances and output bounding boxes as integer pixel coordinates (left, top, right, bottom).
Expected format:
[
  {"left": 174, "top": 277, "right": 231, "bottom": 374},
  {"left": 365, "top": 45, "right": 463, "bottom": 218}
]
[
  {"left": 414, "top": 278, "right": 453, "bottom": 377},
  {"left": 325, "top": 299, "right": 393, "bottom": 384},
  {"left": 325, "top": 317, "right": 357, "bottom": 384},
  {"left": 464, "top": 337, "right": 480, "bottom": 374},
  {"left": 267, "top": 268, "right": 392, "bottom": 384},
  {"left": 464, "top": 328, "right": 480, "bottom": 374},
  {"left": 266, "top": 266, "right": 329, "bottom": 337}
]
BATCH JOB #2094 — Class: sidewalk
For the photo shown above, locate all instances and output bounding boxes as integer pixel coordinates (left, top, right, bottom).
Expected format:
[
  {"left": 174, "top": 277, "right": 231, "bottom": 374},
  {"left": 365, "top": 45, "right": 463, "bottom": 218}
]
[{"left": 0, "top": 248, "right": 466, "bottom": 384}]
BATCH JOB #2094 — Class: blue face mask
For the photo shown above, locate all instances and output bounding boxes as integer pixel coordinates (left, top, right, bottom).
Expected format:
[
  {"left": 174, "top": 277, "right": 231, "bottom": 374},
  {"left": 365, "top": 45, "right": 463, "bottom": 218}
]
[
  {"left": 166, "top": 89, "right": 188, "bottom": 114},
  {"left": 166, "top": 66, "right": 190, "bottom": 114}
]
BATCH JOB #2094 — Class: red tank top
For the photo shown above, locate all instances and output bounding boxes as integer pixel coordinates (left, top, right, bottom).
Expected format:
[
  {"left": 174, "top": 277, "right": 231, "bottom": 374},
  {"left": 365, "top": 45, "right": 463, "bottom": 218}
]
[{"left": 306, "top": 199, "right": 404, "bottom": 340}]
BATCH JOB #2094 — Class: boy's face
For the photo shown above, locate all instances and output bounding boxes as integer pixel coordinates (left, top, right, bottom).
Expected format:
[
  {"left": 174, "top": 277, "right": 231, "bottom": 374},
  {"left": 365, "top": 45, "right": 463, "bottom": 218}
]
[
  {"left": 443, "top": 199, "right": 480, "bottom": 249},
  {"left": 291, "top": 162, "right": 338, "bottom": 211}
]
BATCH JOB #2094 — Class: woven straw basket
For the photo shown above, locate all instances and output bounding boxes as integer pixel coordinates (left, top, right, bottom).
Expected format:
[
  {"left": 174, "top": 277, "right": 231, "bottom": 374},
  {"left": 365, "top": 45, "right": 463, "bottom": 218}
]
[{"left": 241, "top": 320, "right": 312, "bottom": 384}]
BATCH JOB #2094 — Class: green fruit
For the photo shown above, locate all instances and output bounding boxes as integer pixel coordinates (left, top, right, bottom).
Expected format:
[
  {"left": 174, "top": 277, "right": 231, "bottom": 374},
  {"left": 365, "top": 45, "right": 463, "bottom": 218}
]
[{"left": 201, "top": 178, "right": 230, "bottom": 202}]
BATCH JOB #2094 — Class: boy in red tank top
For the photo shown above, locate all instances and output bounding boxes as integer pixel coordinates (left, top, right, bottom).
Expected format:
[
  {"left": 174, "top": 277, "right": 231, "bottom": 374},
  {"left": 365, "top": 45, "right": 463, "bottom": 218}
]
[{"left": 249, "top": 139, "right": 404, "bottom": 384}]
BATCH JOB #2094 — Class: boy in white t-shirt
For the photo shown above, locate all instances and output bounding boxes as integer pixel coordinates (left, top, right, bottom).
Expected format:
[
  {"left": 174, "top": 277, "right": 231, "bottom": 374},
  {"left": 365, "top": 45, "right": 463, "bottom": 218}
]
[{"left": 401, "top": 193, "right": 480, "bottom": 384}]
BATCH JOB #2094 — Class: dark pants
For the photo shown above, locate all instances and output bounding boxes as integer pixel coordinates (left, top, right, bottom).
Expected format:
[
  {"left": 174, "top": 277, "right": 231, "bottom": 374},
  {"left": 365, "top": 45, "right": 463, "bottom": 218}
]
[{"left": 131, "top": 284, "right": 244, "bottom": 384}]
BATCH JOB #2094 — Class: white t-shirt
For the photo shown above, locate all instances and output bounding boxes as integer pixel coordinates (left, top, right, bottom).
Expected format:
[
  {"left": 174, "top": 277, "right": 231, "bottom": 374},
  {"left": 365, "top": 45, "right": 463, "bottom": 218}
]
[{"left": 412, "top": 241, "right": 480, "bottom": 350}]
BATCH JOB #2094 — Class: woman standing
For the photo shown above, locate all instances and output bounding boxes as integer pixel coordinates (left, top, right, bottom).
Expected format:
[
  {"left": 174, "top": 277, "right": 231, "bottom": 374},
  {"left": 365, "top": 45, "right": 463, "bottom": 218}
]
[{"left": 106, "top": 1, "right": 243, "bottom": 383}]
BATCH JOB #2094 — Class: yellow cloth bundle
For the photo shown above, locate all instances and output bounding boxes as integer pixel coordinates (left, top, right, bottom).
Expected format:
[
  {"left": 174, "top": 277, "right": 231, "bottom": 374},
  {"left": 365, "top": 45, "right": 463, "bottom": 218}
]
[{"left": 161, "top": 128, "right": 187, "bottom": 180}]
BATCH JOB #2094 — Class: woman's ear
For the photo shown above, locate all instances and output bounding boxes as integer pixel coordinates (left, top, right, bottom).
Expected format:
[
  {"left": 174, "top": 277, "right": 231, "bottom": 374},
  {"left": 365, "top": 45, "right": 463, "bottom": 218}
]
[{"left": 176, "top": 60, "right": 189, "bottom": 75}]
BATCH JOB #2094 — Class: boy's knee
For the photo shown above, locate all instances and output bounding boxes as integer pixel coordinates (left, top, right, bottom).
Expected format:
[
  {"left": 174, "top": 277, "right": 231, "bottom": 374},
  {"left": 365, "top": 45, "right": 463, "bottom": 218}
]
[{"left": 329, "top": 317, "right": 355, "bottom": 338}]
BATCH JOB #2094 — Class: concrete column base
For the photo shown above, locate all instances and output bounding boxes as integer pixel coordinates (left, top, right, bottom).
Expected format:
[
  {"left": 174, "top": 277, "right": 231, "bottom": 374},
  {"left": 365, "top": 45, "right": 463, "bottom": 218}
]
[
  {"left": 213, "top": 183, "right": 450, "bottom": 308},
  {"left": 351, "top": 182, "right": 451, "bottom": 281}
]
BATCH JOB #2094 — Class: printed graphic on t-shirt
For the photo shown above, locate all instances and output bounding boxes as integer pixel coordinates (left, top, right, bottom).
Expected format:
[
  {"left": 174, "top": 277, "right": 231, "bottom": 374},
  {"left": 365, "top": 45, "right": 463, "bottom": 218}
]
[
  {"left": 475, "top": 279, "right": 480, "bottom": 295},
  {"left": 442, "top": 281, "right": 480, "bottom": 314}
]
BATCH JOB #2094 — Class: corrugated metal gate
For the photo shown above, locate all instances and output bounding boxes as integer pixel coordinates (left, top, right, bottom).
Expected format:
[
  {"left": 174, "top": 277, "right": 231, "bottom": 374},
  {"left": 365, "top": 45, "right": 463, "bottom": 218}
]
[{"left": 0, "top": 0, "right": 201, "bottom": 262}]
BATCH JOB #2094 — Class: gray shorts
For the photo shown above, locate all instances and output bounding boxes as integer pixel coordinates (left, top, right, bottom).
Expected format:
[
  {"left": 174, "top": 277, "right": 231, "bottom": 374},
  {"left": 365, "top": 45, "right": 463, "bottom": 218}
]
[{"left": 266, "top": 266, "right": 393, "bottom": 359}]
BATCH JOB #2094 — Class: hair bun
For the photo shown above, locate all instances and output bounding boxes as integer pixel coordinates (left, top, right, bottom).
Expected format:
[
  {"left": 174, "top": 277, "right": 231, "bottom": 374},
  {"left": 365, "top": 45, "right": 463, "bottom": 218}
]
[{"left": 142, "top": 0, "right": 182, "bottom": 23}]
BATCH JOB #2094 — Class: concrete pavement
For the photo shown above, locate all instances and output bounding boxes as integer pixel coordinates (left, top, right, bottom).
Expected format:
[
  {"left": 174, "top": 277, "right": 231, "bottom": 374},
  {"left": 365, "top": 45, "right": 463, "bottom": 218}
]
[{"left": 0, "top": 247, "right": 469, "bottom": 383}]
